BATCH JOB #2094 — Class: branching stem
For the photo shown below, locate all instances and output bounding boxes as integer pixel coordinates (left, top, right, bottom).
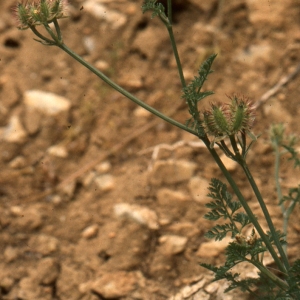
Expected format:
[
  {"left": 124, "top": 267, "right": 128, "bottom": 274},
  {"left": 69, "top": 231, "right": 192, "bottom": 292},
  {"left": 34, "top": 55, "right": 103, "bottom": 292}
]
[
  {"left": 30, "top": 21, "right": 197, "bottom": 136},
  {"left": 202, "top": 135, "right": 287, "bottom": 276},
  {"left": 58, "top": 42, "right": 194, "bottom": 133},
  {"left": 25, "top": 10, "right": 293, "bottom": 293},
  {"left": 163, "top": 1, "right": 186, "bottom": 88},
  {"left": 228, "top": 136, "right": 290, "bottom": 272}
]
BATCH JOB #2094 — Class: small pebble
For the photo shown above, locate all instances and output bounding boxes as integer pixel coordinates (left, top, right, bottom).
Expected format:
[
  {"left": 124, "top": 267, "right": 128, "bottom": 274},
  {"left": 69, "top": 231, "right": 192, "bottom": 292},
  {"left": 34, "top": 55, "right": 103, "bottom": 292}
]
[
  {"left": 94, "top": 174, "right": 115, "bottom": 191},
  {"left": 114, "top": 203, "right": 159, "bottom": 230},
  {"left": 82, "top": 224, "right": 99, "bottom": 239},
  {"left": 159, "top": 235, "right": 188, "bottom": 255}
]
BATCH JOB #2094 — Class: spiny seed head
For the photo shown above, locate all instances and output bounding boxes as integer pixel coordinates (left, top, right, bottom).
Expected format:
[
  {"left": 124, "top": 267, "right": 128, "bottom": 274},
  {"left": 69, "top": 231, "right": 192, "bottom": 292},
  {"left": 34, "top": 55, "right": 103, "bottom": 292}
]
[
  {"left": 203, "top": 103, "right": 230, "bottom": 137},
  {"left": 228, "top": 94, "right": 255, "bottom": 133},
  {"left": 203, "top": 94, "right": 255, "bottom": 138},
  {"left": 14, "top": 0, "right": 68, "bottom": 30}
]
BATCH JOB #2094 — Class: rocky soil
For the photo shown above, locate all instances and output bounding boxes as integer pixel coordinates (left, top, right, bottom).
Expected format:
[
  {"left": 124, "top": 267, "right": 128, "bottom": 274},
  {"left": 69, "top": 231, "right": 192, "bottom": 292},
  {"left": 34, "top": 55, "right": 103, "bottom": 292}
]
[{"left": 0, "top": 0, "right": 300, "bottom": 299}]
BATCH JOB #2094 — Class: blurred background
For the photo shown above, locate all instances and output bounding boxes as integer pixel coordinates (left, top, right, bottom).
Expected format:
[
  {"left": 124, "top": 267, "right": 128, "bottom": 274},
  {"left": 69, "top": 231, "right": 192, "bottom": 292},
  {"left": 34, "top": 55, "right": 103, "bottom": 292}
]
[{"left": 0, "top": 1, "right": 300, "bottom": 299}]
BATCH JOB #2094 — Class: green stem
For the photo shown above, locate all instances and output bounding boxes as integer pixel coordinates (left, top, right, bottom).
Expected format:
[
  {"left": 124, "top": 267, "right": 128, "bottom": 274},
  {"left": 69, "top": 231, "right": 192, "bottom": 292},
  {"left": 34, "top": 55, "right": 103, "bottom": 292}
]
[
  {"left": 31, "top": 24, "right": 194, "bottom": 138},
  {"left": 167, "top": 0, "right": 172, "bottom": 24},
  {"left": 44, "top": 23, "right": 60, "bottom": 42},
  {"left": 229, "top": 135, "right": 289, "bottom": 271},
  {"left": 201, "top": 135, "right": 287, "bottom": 276},
  {"left": 274, "top": 146, "right": 284, "bottom": 213},
  {"left": 57, "top": 43, "right": 195, "bottom": 135},
  {"left": 285, "top": 201, "right": 297, "bottom": 230},
  {"left": 166, "top": 25, "right": 186, "bottom": 88},
  {"left": 158, "top": 3, "right": 185, "bottom": 88},
  {"left": 53, "top": 18, "right": 62, "bottom": 41},
  {"left": 30, "top": 16, "right": 289, "bottom": 289},
  {"left": 30, "top": 25, "right": 55, "bottom": 44},
  {"left": 274, "top": 144, "right": 288, "bottom": 255},
  {"left": 248, "top": 259, "right": 289, "bottom": 291},
  {"left": 31, "top": 23, "right": 195, "bottom": 137},
  {"left": 241, "top": 161, "right": 290, "bottom": 271}
]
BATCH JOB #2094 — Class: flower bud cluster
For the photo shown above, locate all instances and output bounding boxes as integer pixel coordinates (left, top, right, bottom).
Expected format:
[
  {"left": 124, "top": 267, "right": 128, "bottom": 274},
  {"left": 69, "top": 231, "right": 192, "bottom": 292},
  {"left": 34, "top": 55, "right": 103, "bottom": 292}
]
[
  {"left": 15, "top": 0, "right": 68, "bottom": 30},
  {"left": 203, "top": 95, "right": 255, "bottom": 139},
  {"left": 235, "top": 229, "right": 257, "bottom": 247}
]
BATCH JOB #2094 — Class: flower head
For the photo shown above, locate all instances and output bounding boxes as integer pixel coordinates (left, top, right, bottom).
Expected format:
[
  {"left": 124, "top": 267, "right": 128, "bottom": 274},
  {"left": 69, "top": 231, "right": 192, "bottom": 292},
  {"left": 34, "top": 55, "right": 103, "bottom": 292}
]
[
  {"left": 203, "top": 94, "right": 255, "bottom": 143},
  {"left": 14, "top": 0, "right": 68, "bottom": 30}
]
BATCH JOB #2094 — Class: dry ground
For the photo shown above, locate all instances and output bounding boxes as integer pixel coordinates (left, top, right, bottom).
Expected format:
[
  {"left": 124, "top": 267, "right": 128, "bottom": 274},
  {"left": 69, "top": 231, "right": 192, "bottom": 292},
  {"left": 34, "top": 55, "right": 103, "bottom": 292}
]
[{"left": 0, "top": 0, "right": 300, "bottom": 299}]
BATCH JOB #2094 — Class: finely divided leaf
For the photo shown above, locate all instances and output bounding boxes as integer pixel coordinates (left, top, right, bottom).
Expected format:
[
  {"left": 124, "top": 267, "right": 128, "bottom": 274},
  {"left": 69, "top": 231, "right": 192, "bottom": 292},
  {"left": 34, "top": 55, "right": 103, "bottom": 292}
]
[
  {"left": 182, "top": 54, "right": 217, "bottom": 135},
  {"left": 233, "top": 212, "right": 251, "bottom": 228},
  {"left": 205, "top": 223, "right": 237, "bottom": 240}
]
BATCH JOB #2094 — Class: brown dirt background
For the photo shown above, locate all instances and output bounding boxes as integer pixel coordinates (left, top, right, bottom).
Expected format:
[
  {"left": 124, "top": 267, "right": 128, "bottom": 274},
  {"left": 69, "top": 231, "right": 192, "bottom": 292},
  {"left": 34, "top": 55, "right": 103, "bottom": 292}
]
[{"left": 0, "top": 0, "right": 300, "bottom": 299}]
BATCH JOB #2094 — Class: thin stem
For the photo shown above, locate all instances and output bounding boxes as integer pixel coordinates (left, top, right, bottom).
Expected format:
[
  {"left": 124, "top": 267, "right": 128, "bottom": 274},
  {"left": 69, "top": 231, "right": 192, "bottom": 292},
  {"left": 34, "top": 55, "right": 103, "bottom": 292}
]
[
  {"left": 218, "top": 140, "right": 236, "bottom": 160},
  {"left": 166, "top": 25, "right": 186, "bottom": 88},
  {"left": 202, "top": 135, "right": 287, "bottom": 275},
  {"left": 241, "top": 161, "right": 290, "bottom": 271},
  {"left": 274, "top": 143, "right": 288, "bottom": 255},
  {"left": 167, "top": 0, "right": 172, "bottom": 24},
  {"left": 44, "top": 23, "right": 60, "bottom": 42},
  {"left": 274, "top": 146, "right": 284, "bottom": 213},
  {"left": 229, "top": 135, "right": 290, "bottom": 272},
  {"left": 158, "top": 2, "right": 185, "bottom": 88},
  {"left": 240, "top": 131, "right": 247, "bottom": 156},
  {"left": 30, "top": 21, "right": 193, "bottom": 135},
  {"left": 57, "top": 43, "right": 196, "bottom": 135},
  {"left": 29, "top": 25, "right": 55, "bottom": 44},
  {"left": 248, "top": 259, "right": 289, "bottom": 291},
  {"left": 28, "top": 15, "right": 289, "bottom": 289},
  {"left": 285, "top": 201, "right": 297, "bottom": 228},
  {"left": 53, "top": 18, "right": 62, "bottom": 41}
]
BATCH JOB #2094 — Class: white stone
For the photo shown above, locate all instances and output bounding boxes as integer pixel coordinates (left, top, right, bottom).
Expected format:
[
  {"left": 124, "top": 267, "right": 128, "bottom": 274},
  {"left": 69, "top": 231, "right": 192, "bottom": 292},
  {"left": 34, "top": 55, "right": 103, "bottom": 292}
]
[
  {"left": 95, "top": 161, "right": 111, "bottom": 174},
  {"left": 94, "top": 174, "right": 115, "bottom": 191},
  {"left": 24, "top": 107, "right": 42, "bottom": 134},
  {"left": 159, "top": 235, "right": 188, "bottom": 255},
  {"left": 1, "top": 115, "right": 27, "bottom": 143},
  {"left": 82, "top": 224, "right": 99, "bottom": 239},
  {"left": 47, "top": 145, "right": 68, "bottom": 158},
  {"left": 114, "top": 203, "right": 159, "bottom": 230},
  {"left": 133, "top": 106, "right": 151, "bottom": 118},
  {"left": 156, "top": 188, "right": 189, "bottom": 205},
  {"left": 204, "top": 281, "right": 219, "bottom": 294},
  {"left": 9, "top": 156, "right": 26, "bottom": 169},
  {"left": 118, "top": 72, "right": 144, "bottom": 89},
  {"left": 83, "top": 1, "right": 127, "bottom": 29},
  {"left": 149, "top": 159, "right": 197, "bottom": 185},
  {"left": 95, "top": 60, "right": 109, "bottom": 71},
  {"left": 90, "top": 271, "right": 137, "bottom": 298},
  {"left": 24, "top": 90, "right": 71, "bottom": 115},
  {"left": 83, "top": 36, "right": 95, "bottom": 53},
  {"left": 10, "top": 205, "right": 23, "bottom": 216},
  {"left": 181, "top": 279, "right": 207, "bottom": 298}
]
